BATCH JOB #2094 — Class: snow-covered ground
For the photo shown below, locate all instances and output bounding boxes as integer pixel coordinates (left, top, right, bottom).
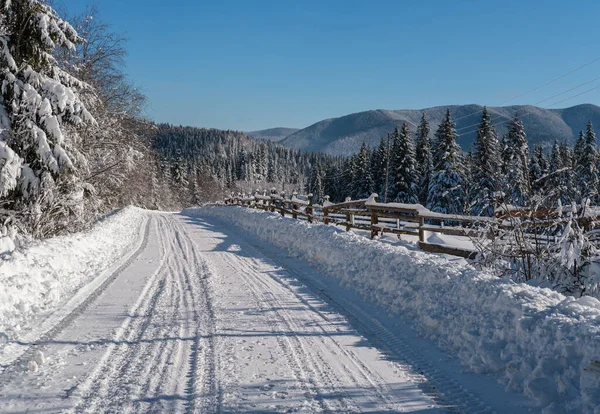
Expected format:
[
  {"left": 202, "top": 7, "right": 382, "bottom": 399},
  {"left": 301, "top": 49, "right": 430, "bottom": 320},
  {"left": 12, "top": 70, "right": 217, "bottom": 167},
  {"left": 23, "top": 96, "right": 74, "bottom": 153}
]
[
  {"left": 0, "top": 206, "right": 598, "bottom": 413},
  {"left": 195, "top": 206, "right": 600, "bottom": 414},
  {"left": 0, "top": 207, "right": 146, "bottom": 344}
]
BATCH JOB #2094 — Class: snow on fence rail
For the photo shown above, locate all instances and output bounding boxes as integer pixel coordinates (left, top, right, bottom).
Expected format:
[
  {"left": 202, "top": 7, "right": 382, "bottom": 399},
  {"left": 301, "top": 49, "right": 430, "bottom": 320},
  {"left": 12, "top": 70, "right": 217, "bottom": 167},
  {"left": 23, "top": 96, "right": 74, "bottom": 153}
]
[{"left": 221, "top": 191, "right": 600, "bottom": 259}]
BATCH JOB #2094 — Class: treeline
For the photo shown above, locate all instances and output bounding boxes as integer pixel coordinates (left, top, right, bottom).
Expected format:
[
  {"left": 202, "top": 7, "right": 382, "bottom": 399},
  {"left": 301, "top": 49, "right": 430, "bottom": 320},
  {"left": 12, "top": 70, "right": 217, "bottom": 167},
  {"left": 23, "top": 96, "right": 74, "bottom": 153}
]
[
  {"left": 151, "top": 124, "right": 344, "bottom": 205},
  {"left": 0, "top": 1, "right": 344, "bottom": 253},
  {"left": 309, "top": 107, "right": 600, "bottom": 215}
]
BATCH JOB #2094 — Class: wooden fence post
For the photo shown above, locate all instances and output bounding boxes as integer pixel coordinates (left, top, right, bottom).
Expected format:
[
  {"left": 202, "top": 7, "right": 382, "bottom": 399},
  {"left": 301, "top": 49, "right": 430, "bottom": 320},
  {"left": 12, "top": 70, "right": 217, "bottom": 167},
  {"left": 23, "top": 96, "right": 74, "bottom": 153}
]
[
  {"left": 418, "top": 215, "right": 425, "bottom": 243},
  {"left": 307, "top": 194, "right": 314, "bottom": 223},
  {"left": 292, "top": 192, "right": 298, "bottom": 219},
  {"left": 279, "top": 192, "right": 286, "bottom": 217},
  {"left": 323, "top": 195, "right": 330, "bottom": 224},
  {"left": 370, "top": 194, "right": 379, "bottom": 239}
]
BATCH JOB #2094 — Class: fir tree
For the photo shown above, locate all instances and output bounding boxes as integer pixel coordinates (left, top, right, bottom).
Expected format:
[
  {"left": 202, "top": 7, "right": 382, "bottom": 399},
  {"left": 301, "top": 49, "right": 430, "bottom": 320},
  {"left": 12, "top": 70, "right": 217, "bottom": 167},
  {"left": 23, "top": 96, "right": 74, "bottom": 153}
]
[
  {"left": 503, "top": 116, "right": 530, "bottom": 205},
  {"left": 576, "top": 121, "right": 598, "bottom": 203},
  {"left": 0, "top": 0, "right": 96, "bottom": 239},
  {"left": 371, "top": 137, "right": 388, "bottom": 196},
  {"left": 469, "top": 107, "right": 501, "bottom": 215},
  {"left": 391, "top": 123, "right": 419, "bottom": 203},
  {"left": 427, "top": 109, "right": 466, "bottom": 214},
  {"left": 354, "top": 142, "right": 374, "bottom": 199},
  {"left": 307, "top": 162, "right": 325, "bottom": 202},
  {"left": 415, "top": 113, "right": 432, "bottom": 204},
  {"left": 530, "top": 145, "right": 548, "bottom": 195}
]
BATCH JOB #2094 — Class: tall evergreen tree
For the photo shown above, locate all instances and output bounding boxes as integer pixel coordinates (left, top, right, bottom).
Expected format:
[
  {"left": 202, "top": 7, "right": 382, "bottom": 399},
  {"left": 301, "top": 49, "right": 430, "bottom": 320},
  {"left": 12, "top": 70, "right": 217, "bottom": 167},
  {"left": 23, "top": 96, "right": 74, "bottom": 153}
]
[
  {"left": 530, "top": 144, "right": 548, "bottom": 195},
  {"left": 546, "top": 140, "right": 567, "bottom": 203},
  {"left": 503, "top": 116, "right": 530, "bottom": 205},
  {"left": 391, "top": 123, "right": 419, "bottom": 203},
  {"left": 0, "top": 0, "right": 96, "bottom": 241},
  {"left": 371, "top": 137, "right": 388, "bottom": 195},
  {"left": 415, "top": 113, "right": 432, "bottom": 204},
  {"left": 576, "top": 121, "right": 598, "bottom": 203},
  {"left": 427, "top": 109, "right": 466, "bottom": 214},
  {"left": 354, "top": 142, "right": 374, "bottom": 199},
  {"left": 307, "top": 162, "right": 325, "bottom": 203},
  {"left": 469, "top": 107, "right": 501, "bottom": 215}
]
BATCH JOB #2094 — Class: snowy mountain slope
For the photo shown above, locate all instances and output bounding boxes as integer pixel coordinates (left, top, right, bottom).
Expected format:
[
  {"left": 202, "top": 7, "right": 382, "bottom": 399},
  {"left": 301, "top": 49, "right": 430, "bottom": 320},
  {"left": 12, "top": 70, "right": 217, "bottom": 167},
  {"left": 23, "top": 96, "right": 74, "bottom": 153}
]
[
  {"left": 246, "top": 127, "right": 300, "bottom": 142},
  {"left": 196, "top": 206, "right": 600, "bottom": 413},
  {"left": 280, "top": 104, "right": 600, "bottom": 155}
]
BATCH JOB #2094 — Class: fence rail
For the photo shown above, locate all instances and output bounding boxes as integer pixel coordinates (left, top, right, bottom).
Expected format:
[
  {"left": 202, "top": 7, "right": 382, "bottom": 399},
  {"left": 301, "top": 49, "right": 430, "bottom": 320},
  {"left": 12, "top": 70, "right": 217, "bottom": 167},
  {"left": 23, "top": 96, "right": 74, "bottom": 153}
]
[{"left": 220, "top": 191, "right": 600, "bottom": 259}]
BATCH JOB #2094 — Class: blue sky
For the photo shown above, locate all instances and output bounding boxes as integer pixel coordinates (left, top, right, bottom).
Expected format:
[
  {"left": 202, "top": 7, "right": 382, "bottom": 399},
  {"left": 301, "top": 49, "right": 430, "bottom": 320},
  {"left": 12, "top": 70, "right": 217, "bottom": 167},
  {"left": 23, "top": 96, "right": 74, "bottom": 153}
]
[{"left": 58, "top": 0, "right": 600, "bottom": 131}]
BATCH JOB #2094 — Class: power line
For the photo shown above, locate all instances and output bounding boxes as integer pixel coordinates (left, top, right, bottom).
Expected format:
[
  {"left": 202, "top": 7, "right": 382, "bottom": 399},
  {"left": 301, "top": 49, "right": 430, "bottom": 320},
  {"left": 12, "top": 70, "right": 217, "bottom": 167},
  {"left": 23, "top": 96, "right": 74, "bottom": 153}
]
[
  {"left": 455, "top": 74, "right": 600, "bottom": 134},
  {"left": 451, "top": 55, "right": 600, "bottom": 124},
  {"left": 497, "top": 56, "right": 600, "bottom": 105},
  {"left": 457, "top": 83, "right": 600, "bottom": 137}
]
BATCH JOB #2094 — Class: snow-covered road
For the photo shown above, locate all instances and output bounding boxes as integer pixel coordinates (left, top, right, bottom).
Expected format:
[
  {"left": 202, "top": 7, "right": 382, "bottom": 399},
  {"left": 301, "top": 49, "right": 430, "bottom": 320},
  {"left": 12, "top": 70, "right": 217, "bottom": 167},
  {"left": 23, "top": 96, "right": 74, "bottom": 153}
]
[{"left": 0, "top": 212, "right": 533, "bottom": 413}]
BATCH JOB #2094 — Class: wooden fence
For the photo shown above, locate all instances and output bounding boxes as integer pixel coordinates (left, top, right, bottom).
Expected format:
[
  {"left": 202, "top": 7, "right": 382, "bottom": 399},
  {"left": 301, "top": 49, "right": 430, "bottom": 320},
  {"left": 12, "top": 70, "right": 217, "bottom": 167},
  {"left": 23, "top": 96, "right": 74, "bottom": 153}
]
[{"left": 221, "top": 191, "right": 600, "bottom": 259}]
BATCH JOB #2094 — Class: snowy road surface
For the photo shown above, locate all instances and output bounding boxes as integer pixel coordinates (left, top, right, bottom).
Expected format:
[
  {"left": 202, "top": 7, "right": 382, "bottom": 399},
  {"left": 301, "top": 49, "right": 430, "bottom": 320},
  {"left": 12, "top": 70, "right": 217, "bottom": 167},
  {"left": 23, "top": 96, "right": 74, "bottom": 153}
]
[{"left": 0, "top": 212, "right": 533, "bottom": 413}]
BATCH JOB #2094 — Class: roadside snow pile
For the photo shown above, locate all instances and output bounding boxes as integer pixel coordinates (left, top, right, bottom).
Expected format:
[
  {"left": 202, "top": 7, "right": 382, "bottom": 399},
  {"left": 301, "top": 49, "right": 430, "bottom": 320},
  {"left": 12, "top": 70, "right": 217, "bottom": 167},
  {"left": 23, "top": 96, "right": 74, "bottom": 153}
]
[
  {"left": 191, "top": 206, "right": 600, "bottom": 414},
  {"left": 0, "top": 207, "right": 146, "bottom": 337}
]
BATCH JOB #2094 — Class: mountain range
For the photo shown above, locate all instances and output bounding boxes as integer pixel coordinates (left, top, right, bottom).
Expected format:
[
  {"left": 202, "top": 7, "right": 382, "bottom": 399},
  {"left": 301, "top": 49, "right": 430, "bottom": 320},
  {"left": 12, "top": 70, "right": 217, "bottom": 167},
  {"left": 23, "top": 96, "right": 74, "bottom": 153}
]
[
  {"left": 246, "top": 127, "right": 300, "bottom": 142},
  {"left": 258, "top": 104, "right": 600, "bottom": 156}
]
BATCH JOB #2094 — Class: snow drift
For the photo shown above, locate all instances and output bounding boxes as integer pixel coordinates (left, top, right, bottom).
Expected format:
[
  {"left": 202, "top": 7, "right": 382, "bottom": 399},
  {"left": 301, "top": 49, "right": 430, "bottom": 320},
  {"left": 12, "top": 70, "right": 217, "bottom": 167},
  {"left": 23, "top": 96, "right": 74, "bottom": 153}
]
[
  {"left": 191, "top": 206, "right": 600, "bottom": 414},
  {"left": 0, "top": 207, "right": 146, "bottom": 337}
]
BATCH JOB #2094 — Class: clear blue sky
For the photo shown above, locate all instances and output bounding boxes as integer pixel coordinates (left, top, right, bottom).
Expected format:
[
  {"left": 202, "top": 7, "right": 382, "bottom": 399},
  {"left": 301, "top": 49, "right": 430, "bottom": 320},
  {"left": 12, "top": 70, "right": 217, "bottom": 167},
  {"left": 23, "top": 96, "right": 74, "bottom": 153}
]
[{"left": 58, "top": 0, "right": 600, "bottom": 131}]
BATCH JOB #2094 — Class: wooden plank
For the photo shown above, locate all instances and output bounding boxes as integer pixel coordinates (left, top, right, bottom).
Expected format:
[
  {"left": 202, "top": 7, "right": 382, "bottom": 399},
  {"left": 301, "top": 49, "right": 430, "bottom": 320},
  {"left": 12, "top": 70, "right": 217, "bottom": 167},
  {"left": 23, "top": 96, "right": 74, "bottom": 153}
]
[
  {"left": 420, "top": 225, "right": 489, "bottom": 238},
  {"left": 418, "top": 242, "right": 478, "bottom": 259}
]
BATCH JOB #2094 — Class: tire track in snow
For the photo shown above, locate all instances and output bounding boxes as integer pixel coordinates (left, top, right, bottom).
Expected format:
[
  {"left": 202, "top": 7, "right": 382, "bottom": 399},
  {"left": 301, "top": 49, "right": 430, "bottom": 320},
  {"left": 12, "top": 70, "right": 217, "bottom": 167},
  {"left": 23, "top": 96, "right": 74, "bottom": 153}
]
[
  {"left": 223, "top": 218, "right": 495, "bottom": 414},
  {"left": 197, "top": 222, "right": 415, "bottom": 413},
  {"left": 217, "top": 242, "right": 406, "bottom": 412},
  {"left": 170, "top": 218, "right": 221, "bottom": 414},
  {"left": 73, "top": 214, "right": 221, "bottom": 414}
]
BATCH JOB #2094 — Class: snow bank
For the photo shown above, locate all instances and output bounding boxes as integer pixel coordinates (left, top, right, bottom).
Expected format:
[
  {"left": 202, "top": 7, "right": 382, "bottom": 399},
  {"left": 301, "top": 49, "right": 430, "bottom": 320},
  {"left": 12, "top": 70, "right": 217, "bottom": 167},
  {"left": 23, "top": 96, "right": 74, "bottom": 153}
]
[
  {"left": 191, "top": 206, "right": 600, "bottom": 414},
  {"left": 0, "top": 207, "right": 146, "bottom": 336}
]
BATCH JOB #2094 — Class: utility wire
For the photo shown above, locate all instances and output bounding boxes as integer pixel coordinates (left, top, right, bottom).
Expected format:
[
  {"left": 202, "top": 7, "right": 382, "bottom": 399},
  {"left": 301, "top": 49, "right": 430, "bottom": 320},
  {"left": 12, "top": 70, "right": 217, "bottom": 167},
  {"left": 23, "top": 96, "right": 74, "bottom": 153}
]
[
  {"left": 451, "top": 55, "right": 600, "bottom": 124},
  {"left": 457, "top": 83, "right": 600, "bottom": 137},
  {"left": 455, "top": 74, "right": 600, "bottom": 134}
]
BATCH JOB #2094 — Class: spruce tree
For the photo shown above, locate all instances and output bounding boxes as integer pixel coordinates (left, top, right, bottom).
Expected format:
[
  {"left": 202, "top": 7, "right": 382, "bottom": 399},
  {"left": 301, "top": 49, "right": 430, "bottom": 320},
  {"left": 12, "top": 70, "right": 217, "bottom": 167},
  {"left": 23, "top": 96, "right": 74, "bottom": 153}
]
[
  {"left": 371, "top": 137, "right": 388, "bottom": 195},
  {"left": 354, "top": 142, "right": 374, "bottom": 199},
  {"left": 427, "top": 109, "right": 466, "bottom": 214},
  {"left": 576, "top": 121, "right": 598, "bottom": 203},
  {"left": 530, "top": 145, "right": 548, "bottom": 195},
  {"left": 503, "top": 116, "right": 530, "bottom": 205},
  {"left": 415, "top": 113, "right": 432, "bottom": 204},
  {"left": 341, "top": 156, "right": 357, "bottom": 199},
  {"left": 0, "top": 0, "right": 96, "bottom": 240},
  {"left": 470, "top": 107, "right": 501, "bottom": 215},
  {"left": 391, "top": 123, "right": 419, "bottom": 203}
]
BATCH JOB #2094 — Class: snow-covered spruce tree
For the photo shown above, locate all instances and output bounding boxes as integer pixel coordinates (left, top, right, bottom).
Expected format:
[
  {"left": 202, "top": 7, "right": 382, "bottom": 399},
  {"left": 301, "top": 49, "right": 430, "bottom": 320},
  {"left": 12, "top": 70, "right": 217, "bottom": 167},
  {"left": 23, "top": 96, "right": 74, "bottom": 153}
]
[
  {"left": 371, "top": 136, "right": 388, "bottom": 196},
  {"left": 545, "top": 140, "right": 573, "bottom": 204},
  {"left": 307, "top": 161, "right": 325, "bottom": 203},
  {"left": 391, "top": 123, "right": 419, "bottom": 203},
  {"left": 503, "top": 116, "right": 530, "bottom": 206},
  {"left": 529, "top": 144, "right": 548, "bottom": 195},
  {"left": 415, "top": 113, "right": 432, "bottom": 204},
  {"left": 427, "top": 109, "right": 466, "bottom": 214},
  {"left": 469, "top": 107, "right": 501, "bottom": 216},
  {"left": 341, "top": 156, "right": 357, "bottom": 199},
  {"left": 353, "top": 142, "right": 374, "bottom": 199},
  {"left": 575, "top": 122, "right": 598, "bottom": 203},
  {"left": 0, "top": 0, "right": 96, "bottom": 244}
]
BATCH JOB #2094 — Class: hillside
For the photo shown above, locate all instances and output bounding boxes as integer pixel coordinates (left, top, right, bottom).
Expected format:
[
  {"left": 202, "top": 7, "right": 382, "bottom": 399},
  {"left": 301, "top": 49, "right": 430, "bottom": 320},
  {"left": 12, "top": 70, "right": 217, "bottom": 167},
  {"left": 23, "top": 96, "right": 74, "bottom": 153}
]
[
  {"left": 280, "top": 104, "right": 600, "bottom": 155},
  {"left": 246, "top": 127, "right": 300, "bottom": 142}
]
